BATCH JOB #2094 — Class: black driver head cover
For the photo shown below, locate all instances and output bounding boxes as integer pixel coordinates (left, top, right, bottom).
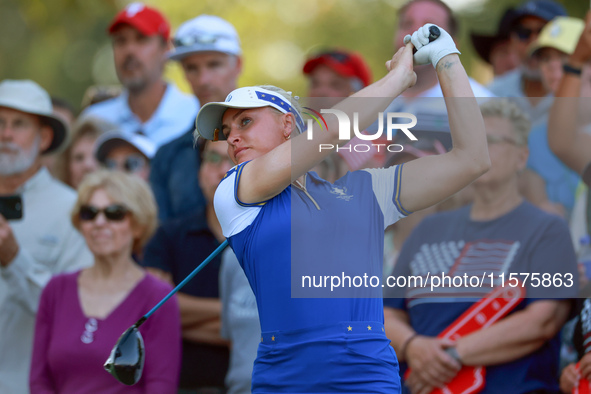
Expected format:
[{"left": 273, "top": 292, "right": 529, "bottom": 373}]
[{"left": 104, "top": 325, "right": 145, "bottom": 385}]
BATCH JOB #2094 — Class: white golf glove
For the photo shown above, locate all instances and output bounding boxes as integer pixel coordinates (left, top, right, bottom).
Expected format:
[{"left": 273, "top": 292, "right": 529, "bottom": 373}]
[{"left": 403, "top": 24, "right": 460, "bottom": 68}]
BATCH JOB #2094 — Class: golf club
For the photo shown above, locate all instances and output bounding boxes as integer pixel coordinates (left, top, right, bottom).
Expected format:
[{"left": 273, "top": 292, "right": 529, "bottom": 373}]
[{"left": 104, "top": 239, "right": 229, "bottom": 385}]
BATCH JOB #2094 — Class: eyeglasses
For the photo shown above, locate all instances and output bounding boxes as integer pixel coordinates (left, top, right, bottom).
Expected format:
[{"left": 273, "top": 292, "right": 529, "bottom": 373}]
[
  {"left": 202, "top": 151, "right": 232, "bottom": 166},
  {"left": 486, "top": 134, "right": 518, "bottom": 146},
  {"left": 513, "top": 25, "right": 543, "bottom": 41},
  {"left": 79, "top": 205, "right": 129, "bottom": 222},
  {"left": 173, "top": 33, "right": 233, "bottom": 48},
  {"left": 104, "top": 155, "right": 147, "bottom": 173}
]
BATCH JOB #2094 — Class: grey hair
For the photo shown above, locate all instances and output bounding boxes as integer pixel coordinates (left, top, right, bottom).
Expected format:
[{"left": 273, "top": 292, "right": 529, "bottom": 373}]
[{"left": 480, "top": 99, "right": 531, "bottom": 146}]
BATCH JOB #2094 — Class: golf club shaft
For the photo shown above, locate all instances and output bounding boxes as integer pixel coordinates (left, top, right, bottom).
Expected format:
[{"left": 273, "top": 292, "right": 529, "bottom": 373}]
[{"left": 134, "top": 239, "right": 229, "bottom": 328}]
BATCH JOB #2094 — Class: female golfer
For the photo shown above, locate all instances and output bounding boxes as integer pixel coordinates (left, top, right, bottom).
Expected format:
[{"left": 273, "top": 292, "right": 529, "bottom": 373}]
[{"left": 195, "top": 24, "right": 490, "bottom": 392}]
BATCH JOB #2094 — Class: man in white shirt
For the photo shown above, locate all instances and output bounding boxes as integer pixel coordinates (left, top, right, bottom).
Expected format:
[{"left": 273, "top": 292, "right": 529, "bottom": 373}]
[
  {"left": 81, "top": 2, "right": 199, "bottom": 148},
  {"left": 0, "top": 79, "right": 92, "bottom": 393}
]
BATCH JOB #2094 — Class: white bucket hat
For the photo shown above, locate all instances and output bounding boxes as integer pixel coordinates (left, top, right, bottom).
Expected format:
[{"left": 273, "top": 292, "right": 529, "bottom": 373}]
[
  {"left": 169, "top": 15, "right": 241, "bottom": 61},
  {"left": 0, "top": 79, "right": 68, "bottom": 154},
  {"left": 195, "top": 86, "right": 305, "bottom": 141}
]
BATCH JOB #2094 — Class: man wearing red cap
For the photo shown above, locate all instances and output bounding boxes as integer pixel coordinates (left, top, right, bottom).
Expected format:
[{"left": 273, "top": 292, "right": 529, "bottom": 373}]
[
  {"left": 303, "top": 49, "right": 381, "bottom": 175},
  {"left": 81, "top": 2, "right": 198, "bottom": 148},
  {"left": 303, "top": 50, "right": 372, "bottom": 100}
]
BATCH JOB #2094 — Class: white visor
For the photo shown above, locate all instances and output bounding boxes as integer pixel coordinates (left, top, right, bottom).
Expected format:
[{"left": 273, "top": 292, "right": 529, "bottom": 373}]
[{"left": 194, "top": 86, "right": 305, "bottom": 141}]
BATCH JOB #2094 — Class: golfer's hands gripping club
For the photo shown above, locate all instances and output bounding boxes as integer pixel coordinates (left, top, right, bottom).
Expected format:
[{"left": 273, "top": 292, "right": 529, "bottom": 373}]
[
  {"left": 404, "top": 24, "right": 460, "bottom": 68},
  {"left": 385, "top": 42, "right": 417, "bottom": 91}
]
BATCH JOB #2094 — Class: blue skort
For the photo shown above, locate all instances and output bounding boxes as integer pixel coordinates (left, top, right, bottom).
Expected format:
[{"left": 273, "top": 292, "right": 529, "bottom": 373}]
[{"left": 252, "top": 321, "right": 401, "bottom": 393}]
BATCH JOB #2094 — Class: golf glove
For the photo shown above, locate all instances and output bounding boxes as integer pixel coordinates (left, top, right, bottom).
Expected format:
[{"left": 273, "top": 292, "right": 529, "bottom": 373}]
[{"left": 404, "top": 24, "right": 460, "bottom": 68}]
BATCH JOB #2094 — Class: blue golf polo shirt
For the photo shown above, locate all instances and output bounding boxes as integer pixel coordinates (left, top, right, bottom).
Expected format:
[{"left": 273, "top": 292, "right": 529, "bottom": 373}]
[{"left": 215, "top": 162, "right": 409, "bottom": 333}]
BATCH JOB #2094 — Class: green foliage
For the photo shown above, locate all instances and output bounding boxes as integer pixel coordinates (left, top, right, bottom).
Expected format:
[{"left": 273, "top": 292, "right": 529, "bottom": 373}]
[
  {"left": 1, "top": 0, "right": 587, "bottom": 111},
  {"left": 0, "top": 0, "right": 119, "bottom": 112}
]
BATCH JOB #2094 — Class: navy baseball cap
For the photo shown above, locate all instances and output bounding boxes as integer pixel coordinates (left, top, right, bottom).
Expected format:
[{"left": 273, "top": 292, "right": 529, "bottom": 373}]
[{"left": 511, "top": 0, "right": 567, "bottom": 25}]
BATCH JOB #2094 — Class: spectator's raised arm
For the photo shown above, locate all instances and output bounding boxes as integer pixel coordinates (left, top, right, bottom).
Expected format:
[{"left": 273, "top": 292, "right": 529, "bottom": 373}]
[{"left": 548, "top": 11, "right": 591, "bottom": 175}]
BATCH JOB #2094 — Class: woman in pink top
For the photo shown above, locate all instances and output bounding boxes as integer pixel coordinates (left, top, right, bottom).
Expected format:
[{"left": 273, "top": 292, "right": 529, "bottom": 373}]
[{"left": 30, "top": 170, "right": 181, "bottom": 393}]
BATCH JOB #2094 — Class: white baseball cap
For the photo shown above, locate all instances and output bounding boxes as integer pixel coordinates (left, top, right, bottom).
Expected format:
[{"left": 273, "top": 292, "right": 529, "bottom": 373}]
[
  {"left": 0, "top": 79, "right": 68, "bottom": 154},
  {"left": 168, "top": 15, "right": 241, "bottom": 61},
  {"left": 95, "top": 131, "right": 157, "bottom": 162},
  {"left": 195, "top": 86, "right": 305, "bottom": 141}
]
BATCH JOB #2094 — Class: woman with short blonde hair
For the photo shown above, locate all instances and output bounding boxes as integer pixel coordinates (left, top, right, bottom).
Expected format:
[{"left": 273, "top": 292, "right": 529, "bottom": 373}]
[
  {"left": 31, "top": 170, "right": 180, "bottom": 394},
  {"left": 71, "top": 170, "right": 158, "bottom": 253}
]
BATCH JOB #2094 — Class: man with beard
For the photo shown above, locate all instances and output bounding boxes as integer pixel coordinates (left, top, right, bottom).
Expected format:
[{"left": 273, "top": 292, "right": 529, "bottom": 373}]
[
  {"left": 0, "top": 80, "right": 92, "bottom": 393},
  {"left": 81, "top": 2, "right": 198, "bottom": 148}
]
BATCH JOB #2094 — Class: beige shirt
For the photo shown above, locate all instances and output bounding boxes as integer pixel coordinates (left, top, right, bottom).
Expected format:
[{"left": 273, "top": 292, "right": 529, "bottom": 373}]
[{"left": 0, "top": 168, "right": 92, "bottom": 394}]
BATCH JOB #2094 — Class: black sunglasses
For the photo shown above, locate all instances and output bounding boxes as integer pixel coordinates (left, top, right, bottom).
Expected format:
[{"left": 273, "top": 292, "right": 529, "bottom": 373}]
[
  {"left": 79, "top": 205, "right": 129, "bottom": 222},
  {"left": 513, "top": 25, "right": 543, "bottom": 41}
]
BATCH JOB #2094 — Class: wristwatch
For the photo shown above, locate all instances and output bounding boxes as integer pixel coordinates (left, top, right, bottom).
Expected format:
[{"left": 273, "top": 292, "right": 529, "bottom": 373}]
[
  {"left": 563, "top": 63, "right": 582, "bottom": 76},
  {"left": 444, "top": 346, "right": 463, "bottom": 365}
]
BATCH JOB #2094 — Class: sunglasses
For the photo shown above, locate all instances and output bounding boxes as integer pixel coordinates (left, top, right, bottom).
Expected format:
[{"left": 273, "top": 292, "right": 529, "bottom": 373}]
[
  {"left": 173, "top": 33, "right": 233, "bottom": 48},
  {"left": 104, "top": 155, "right": 147, "bottom": 173},
  {"left": 79, "top": 205, "right": 129, "bottom": 222},
  {"left": 513, "top": 25, "right": 543, "bottom": 41}
]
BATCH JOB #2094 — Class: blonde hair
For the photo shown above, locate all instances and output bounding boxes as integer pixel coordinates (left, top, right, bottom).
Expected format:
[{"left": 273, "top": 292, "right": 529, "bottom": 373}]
[
  {"left": 480, "top": 99, "right": 531, "bottom": 146},
  {"left": 71, "top": 170, "right": 158, "bottom": 253}
]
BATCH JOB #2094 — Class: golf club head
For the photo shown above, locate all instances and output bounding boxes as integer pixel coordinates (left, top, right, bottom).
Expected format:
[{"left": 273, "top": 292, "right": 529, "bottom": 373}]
[{"left": 104, "top": 325, "right": 145, "bottom": 385}]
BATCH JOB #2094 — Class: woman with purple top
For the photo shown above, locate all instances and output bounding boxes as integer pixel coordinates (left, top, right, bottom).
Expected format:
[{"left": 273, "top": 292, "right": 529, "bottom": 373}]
[{"left": 29, "top": 170, "right": 181, "bottom": 393}]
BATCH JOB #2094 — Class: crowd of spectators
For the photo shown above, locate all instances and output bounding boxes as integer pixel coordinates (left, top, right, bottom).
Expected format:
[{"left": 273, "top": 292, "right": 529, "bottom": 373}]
[{"left": 2, "top": 0, "right": 591, "bottom": 393}]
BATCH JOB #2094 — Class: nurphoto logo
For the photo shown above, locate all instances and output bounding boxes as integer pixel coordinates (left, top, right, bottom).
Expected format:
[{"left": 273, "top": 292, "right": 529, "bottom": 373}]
[{"left": 303, "top": 109, "right": 418, "bottom": 153}]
